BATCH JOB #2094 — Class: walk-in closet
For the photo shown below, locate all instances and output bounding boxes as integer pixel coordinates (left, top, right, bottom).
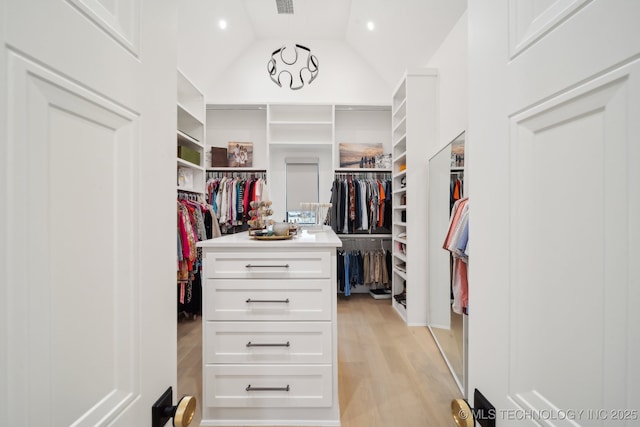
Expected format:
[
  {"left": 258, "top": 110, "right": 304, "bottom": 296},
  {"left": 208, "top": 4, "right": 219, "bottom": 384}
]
[
  {"left": 174, "top": 61, "right": 472, "bottom": 425},
  {"left": 173, "top": 2, "right": 468, "bottom": 425},
  {"left": 7, "top": 0, "right": 635, "bottom": 426}
]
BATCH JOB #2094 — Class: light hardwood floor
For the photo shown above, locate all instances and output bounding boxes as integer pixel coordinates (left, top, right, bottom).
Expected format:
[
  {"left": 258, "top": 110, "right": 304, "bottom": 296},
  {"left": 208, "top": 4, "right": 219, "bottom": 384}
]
[{"left": 177, "top": 293, "right": 462, "bottom": 427}]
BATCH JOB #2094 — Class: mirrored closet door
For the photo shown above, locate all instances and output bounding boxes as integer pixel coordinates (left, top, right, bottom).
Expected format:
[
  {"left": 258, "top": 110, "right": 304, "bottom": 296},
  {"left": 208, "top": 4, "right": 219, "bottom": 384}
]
[{"left": 428, "top": 131, "right": 467, "bottom": 394}]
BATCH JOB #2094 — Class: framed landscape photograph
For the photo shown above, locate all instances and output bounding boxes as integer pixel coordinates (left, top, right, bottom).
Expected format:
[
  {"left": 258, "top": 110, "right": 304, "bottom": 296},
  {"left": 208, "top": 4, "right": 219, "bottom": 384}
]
[
  {"left": 339, "top": 143, "right": 384, "bottom": 169},
  {"left": 227, "top": 141, "right": 253, "bottom": 167}
]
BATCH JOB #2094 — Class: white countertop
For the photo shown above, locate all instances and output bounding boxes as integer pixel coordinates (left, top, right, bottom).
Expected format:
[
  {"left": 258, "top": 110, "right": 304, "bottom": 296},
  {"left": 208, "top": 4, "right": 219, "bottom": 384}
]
[{"left": 197, "top": 228, "right": 343, "bottom": 249}]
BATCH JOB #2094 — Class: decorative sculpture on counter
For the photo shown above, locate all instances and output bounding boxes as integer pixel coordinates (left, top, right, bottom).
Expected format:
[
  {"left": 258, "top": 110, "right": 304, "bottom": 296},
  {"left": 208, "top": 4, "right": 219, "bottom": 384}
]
[
  {"left": 267, "top": 44, "right": 319, "bottom": 90},
  {"left": 247, "top": 200, "right": 274, "bottom": 233}
]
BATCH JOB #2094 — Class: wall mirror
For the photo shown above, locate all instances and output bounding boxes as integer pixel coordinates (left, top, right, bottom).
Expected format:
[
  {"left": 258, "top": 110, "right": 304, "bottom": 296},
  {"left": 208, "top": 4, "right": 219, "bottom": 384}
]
[{"left": 428, "top": 131, "right": 466, "bottom": 394}]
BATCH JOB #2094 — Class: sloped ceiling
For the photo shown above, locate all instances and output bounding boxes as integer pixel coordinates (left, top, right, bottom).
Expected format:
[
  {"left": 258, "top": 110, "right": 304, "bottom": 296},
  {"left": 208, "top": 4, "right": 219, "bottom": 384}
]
[{"left": 178, "top": 0, "right": 467, "bottom": 97}]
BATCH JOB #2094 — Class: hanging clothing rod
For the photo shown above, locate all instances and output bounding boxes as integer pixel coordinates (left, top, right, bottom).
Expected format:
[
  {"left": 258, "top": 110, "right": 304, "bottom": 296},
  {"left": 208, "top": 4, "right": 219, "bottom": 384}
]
[
  {"left": 177, "top": 191, "right": 204, "bottom": 201},
  {"left": 207, "top": 168, "right": 266, "bottom": 171},
  {"left": 206, "top": 170, "right": 267, "bottom": 180},
  {"left": 334, "top": 171, "right": 391, "bottom": 179},
  {"left": 338, "top": 235, "right": 392, "bottom": 240}
]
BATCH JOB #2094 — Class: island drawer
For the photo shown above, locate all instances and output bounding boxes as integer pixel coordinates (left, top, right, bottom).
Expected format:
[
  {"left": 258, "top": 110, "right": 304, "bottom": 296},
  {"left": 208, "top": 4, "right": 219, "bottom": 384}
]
[
  {"left": 204, "top": 279, "right": 332, "bottom": 321},
  {"left": 205, "top": 251, "right": 330, "bottom": 279},
  {"left": 204, "top": 321, "right": 332, "bottom": 364},
  {"left": 204, "top": 364, "right": 332, "bottom": 408}
]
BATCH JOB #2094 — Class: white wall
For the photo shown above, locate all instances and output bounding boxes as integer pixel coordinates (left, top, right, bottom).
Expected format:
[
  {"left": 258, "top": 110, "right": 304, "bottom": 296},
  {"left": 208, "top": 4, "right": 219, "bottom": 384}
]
[
  {"left": 422, "top": 10, "right": 468, "bottom": 394},
  {"left": 177, "top": 0, "right": 255, "bottom": 95},
  {"left": 206, "top": 40, "right": 391, "bottom": 105},
  {"left": 424, "top": 11, "right": 468, "bottom": 157}
]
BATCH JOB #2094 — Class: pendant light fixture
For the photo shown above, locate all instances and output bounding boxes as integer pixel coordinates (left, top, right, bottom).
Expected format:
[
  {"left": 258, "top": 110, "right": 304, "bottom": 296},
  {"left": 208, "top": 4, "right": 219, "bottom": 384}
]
[
  {"left": 267, "top": 44, "right": 319, "bottom": 90},
  {"left": 267, "top": 0, "right": 318, "bottom": 90}
]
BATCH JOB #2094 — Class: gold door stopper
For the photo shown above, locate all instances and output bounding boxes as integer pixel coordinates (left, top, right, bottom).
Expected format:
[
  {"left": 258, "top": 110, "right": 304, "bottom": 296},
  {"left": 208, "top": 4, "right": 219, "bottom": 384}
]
[{"left": 451, "top": 398, "right": 474, "bottom": 427}]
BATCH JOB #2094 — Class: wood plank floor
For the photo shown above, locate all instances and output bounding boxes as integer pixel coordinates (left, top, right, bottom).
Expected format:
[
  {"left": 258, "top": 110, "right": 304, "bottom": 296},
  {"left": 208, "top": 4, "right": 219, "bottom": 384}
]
[
  {"left": 177, "top": 293, "right": 462, "bottom": 427},
  {"left": 177, "top": 312, "right": 203, "bottom": 427}
]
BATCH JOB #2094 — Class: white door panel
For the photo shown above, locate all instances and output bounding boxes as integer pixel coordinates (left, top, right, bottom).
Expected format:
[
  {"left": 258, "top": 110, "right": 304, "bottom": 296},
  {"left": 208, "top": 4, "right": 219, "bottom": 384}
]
[
  {"left": 7, "top": 50, "right": 140, "bottom": 427},
  {"left": 5, "top": 0, "right": 143, "bottom": 113},
  {"left": 507, "top": 0, "right": 640, "bottom": 112},
  {"left": 508, "top": 0, "right": 591, "bottom": 59},
  {"left": 66, "top": 0, "right": 141, "bottom": 54},
  {"left": 469, "top": 0, "right": 639, "bottom": 425},
  {"left": 508, "top": 64, "right": 637, "bottom": 423},
  {"left": 2, "top": 0, "right": 176, "bottom": 426}
]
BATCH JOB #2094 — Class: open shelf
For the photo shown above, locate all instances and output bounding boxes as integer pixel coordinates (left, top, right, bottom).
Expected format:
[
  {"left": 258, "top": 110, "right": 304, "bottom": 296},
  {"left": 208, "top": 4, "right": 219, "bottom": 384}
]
[
  {"left": 177, "top": 70, "right": 205, "bottom": 195},
  {"left": 391, "top": 69, "right": 437, "bottom": 326}
]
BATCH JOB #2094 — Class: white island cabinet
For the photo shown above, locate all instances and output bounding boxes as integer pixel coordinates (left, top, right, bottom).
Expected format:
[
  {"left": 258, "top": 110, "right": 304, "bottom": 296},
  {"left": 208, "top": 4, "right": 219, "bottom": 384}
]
[{"left": 197, "top": 230, "right": 342, "bottom": 426}]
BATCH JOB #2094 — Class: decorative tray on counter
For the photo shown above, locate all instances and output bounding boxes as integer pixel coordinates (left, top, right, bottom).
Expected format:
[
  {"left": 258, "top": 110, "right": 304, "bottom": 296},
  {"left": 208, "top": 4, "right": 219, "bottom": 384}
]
[{"left": 251, "top": 235, "right": 293, "bottom": 241}]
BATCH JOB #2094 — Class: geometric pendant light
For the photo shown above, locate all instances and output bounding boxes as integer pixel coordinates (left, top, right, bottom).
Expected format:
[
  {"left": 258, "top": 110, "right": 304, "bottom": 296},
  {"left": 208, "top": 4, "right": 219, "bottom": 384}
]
[{"left": 267, "top": 44, "right": 319, "bottom": 90}]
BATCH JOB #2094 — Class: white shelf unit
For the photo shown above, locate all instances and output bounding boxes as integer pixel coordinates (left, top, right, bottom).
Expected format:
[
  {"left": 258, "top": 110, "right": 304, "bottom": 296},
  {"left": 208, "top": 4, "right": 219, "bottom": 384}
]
[
  {"left": 267, "top": 104, "right": 335, "bottom": 221},
  {"left": 268, "top": 104, "right": 334, "bottom": 146},
  {"left": 334, "top": 105, "right": 392, "bottom": 170},
  {"left": 177, "top": 70, "right": 205, "bottom": 194},
  {"left": 206, "top": 104, "right": 268, "bottom": 171},
  {"left": 391, "top": 69, "right": 438, "bottom": 326},
  {"left": 333, "top": 105, "right": 393, "bottom": 294},
  {"left": 203, "top": 103, "right": 394, "bottom": 224}
]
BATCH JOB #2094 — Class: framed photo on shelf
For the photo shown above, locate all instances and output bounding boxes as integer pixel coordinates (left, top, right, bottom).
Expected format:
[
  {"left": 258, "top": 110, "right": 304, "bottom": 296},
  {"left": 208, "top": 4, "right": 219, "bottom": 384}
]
[
  {"left": 227, "top": 142, "right": 253, "bottom": 167},
  {"left": 339, "top": 142, "right": 388, "bottom": 169}
]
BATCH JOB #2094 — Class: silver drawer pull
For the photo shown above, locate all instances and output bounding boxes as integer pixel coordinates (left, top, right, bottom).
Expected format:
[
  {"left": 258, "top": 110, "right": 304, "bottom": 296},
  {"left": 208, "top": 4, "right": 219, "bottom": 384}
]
[
  {"left": 245, "top": 385, "right": 290, "bottom": 392},
  {"left": 245, "top": 264, "right": 290, "bottom": 268},
  {"left": 246, "top": 341, "right": 290, "bottom": 347},
  {"left": 245, "top": 298, "right": 290, "bottom": 304}
]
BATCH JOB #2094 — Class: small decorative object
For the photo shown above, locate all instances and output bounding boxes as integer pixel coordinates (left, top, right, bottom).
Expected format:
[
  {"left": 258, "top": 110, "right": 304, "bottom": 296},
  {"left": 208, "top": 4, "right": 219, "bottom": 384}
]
[
  {"left": 252, "top": 233, "right": 293, "bottom": 241},
  {"left": 227, "top": 142, "right": 253, "bottom": 167},
  {"left": 177, "top": 167, "right": 193, "bottom": 189},
  {"left": 211, "top": 146, "right": 227, "bottom": 167},
  {"left": 177, "top": 145, "right": 201, "bottom": 166},
  {"left": 375, "top": 153, "right": 392, "bottom": 169},
  {"left": 272, "top": 222, "right": 290, "bottom": 237},
  {"left": 267, "top": 44, "right": 319, "bottom": 90},
  {"left": 247, "top": 200, "right": 274, "bottom": 235},
  {"left": 339, "top": 143, "right": 385, "bottom": 169}
]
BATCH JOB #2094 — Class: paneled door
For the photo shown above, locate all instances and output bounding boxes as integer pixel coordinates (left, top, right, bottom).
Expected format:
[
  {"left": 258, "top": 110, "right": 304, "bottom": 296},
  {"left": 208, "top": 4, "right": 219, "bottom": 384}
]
[
  {"left": 1, "top": 0, "right": 178, "bottom": 426},
  {"left": 468, "top": 0, "right": 639, "bottom": 425}
]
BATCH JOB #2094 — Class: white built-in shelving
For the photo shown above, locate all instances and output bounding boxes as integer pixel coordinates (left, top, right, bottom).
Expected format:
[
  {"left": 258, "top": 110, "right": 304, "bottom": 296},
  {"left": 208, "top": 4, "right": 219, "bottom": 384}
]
[
  {"left": 177, "top": 70, "right": 205, "bottom": 194},
  {"left": 205, "top": 103, "right": 393, "bottom": 223},
  {"left": 269, "top": 104, "right": 334, "bottom": 146},
  {"left": 391, "top": 69, "right": 438, "bottom": 326},
  {"left": 267, "top": 104, "right": 334, "bottom": 221},
  {"left": 205, "top": 104, "right": 268, "bottom": 171}
]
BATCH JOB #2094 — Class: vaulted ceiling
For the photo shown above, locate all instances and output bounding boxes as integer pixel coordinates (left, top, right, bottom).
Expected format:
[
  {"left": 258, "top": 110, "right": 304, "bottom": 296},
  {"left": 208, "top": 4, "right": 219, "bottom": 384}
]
[{"left": 178, "top": 0, "right": 467, "bottom": 96}]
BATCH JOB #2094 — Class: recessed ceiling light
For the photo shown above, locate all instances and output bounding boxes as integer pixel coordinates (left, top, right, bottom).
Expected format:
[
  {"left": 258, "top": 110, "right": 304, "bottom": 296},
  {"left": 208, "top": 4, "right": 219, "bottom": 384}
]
[
  {"left": 367, "top": 21, "right": 375, "bottom": 31},
  {"left": 219, "top": 19, "right": 227, "bottom": 30}
]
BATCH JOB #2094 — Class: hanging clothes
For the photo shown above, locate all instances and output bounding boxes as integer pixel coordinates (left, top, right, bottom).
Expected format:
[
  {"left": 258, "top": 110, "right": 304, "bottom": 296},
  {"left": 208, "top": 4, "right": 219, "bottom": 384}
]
[
  {"left": 337, "top": 249, "right": 392, "bottom": 295},
  {"left": 443, "top": 197, "right": 469, "bottom": 315},
  {"left": 177, "top": 195, "right": 221, "bottom": 317},
  {"left": 327, "top": 175, "right": 392, "bottom": 234},
  {"left": 450, "top": 173, "right": 464, "bottom": 212},
  {"left": 206, "top": 174, "right": 269, "bottom": 233}
]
